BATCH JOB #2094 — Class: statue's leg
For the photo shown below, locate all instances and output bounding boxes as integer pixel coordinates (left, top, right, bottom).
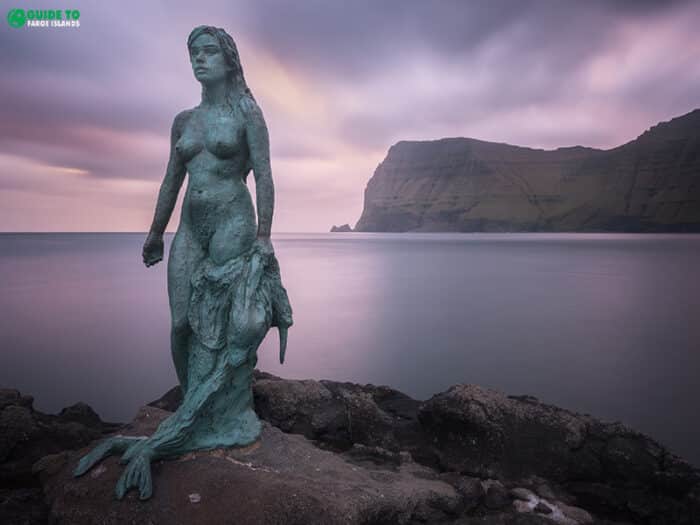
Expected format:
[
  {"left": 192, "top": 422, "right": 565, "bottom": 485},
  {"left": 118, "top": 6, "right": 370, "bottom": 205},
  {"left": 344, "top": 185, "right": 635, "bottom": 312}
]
[{"left": 167, "top": 225, "right": 205, "bottom": 394}]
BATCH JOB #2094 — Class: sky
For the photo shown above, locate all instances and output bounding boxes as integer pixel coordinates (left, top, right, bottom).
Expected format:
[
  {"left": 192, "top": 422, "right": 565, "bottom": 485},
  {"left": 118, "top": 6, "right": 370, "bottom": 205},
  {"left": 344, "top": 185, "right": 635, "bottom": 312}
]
[{"left": 1, "top": 0, "right": 699, "bottom": 232}]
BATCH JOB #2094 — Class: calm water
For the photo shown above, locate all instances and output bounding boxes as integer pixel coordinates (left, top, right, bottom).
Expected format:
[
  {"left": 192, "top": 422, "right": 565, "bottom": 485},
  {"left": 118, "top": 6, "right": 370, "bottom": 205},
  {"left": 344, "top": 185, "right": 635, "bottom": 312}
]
[{"left": 1, "top": 233, "right": 698, "bottom": 466}]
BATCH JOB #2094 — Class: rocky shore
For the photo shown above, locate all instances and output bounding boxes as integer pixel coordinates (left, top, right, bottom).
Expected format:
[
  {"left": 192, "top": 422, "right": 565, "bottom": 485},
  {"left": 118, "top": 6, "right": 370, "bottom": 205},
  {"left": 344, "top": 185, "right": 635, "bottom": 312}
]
[{"left": 2, "top": 372, "right": 698, "bottom": 524}]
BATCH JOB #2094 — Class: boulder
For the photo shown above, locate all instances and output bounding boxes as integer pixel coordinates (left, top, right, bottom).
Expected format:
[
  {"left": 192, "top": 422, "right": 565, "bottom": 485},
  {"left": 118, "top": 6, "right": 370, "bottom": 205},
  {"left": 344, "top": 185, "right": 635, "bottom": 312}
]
[
  {"left": 418, "top": 385, "right": 588, "bottom": 480},
  {"left": 418, "top": 384, "right": 700, "bottom": 524},
  {"left": 0, "top": 388, "right": 121, "bottom": 524},
  {"left": 0, "top": 389, "right": 119, "bottom": 488}
]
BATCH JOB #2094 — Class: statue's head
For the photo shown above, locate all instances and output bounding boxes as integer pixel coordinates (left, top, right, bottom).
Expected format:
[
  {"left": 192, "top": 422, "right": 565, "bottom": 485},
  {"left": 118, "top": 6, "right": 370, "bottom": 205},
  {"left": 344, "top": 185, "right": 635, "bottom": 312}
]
[{"left": 187, "top": 26, "right": 246, "bottom": 91}]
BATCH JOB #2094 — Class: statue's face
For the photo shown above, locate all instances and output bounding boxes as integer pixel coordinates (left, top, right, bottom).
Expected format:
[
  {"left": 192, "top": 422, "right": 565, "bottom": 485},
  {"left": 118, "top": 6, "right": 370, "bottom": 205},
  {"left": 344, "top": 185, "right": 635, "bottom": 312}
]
[{"left": 189, "top": 33, "right": 229, "bottom": 84}]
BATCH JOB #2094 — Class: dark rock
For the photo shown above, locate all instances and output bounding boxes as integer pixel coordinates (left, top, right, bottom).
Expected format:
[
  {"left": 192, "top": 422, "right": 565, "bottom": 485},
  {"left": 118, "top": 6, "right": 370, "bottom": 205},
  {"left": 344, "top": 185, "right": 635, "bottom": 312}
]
[
  {"left": 566, "top": 481, "right": 629, "bottom": 517},
  {"left": 533, "top": 484, "right": 557, "bottom": 501},
  {"left": 330, "top": 224, "right": 353, "bottom": 232},
  {"left": 418, "top": 384, "right": 589, "bottom": 480},
  {"left": 0, "top": 488, "right": 47, "bottom": 525},
  {"left": 251, "top": 375, "right": 426, "bottom": 456},
  {"left": 455, "top": 476, "right": 486, "bottom": 511},
  {"left": 417, "top": 382, "right": 700, "bottom": 524},
  {"left": 0, "top": 389, "right": 34, "bottom": 411},
  {"left": 148, "top": 385, "right": 182, "bottom": 412},
  {"left": 533, "top": 502, "right": 552, "bottom": 514},
  {"left": 0, "top": 389, "right": 120, "bottom": 523},
  {"left": 38, "top": 405, "right": 462, "bottom": 525},
  {"left": 252, "top": 377, "right": 348, "bottom": 445},
  {"left": 0, "top": 405, "right": 40, "bottom": 465},
  {"left": 1, "top": 403, "right": 102, "bottom": 488},
  {"left": 557, "top": 503, "right": 594, "bottom": 524},
  {"left": 58, "top": 402, "right": 103, "bottom": 427},
  {"left": 484, "top": 481, "right": 511, "bottom": 510}
]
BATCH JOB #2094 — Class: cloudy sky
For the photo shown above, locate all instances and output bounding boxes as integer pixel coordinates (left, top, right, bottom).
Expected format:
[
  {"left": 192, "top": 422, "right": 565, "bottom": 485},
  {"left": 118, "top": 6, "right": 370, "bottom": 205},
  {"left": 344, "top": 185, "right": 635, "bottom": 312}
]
[{"left": 1, "top": 0, "right": 699, "bottom": 232}]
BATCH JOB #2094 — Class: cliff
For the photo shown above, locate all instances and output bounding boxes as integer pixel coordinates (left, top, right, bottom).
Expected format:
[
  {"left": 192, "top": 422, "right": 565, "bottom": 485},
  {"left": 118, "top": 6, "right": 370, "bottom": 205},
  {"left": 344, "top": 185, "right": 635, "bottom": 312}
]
[{"left": 354, "top": 109, "right": 700, "bottom": 232}]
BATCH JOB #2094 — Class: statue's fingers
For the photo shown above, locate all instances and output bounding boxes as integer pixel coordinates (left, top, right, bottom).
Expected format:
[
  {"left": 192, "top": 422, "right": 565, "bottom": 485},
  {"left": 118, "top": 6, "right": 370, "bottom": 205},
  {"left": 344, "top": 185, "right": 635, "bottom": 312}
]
[
  {"left": 115, "top": 470, "right": 128, "bottom": 500},
  {"left": 125, "top": 463, "right": 138, "bottom": 490},
  {"left": 73, "top": 455, "right": 92, "bottom": 477},
  {"left": 139, "top": 462, "right": 153, "bottom": 500},
  {"left": 133, "top": 464, "right": 144, "bottom": 496},
  {"left": 73, "top": 437, "right": 118, "bottom": 477}
]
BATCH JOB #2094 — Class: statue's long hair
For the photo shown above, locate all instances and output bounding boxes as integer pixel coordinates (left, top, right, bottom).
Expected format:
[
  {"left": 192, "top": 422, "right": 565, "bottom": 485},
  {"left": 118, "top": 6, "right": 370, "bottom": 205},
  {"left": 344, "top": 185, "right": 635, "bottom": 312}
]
[{"left": 187, "top": 26, "right": 255, "bottom": 113}]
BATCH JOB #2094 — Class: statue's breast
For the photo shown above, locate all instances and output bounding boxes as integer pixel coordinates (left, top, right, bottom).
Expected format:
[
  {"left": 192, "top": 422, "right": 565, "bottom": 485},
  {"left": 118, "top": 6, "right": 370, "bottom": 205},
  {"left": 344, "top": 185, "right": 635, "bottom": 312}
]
[
  {"left": 205, "top": 114, "right": 244, "bottom": 160},
  {"left": 175, "top": 127, "right": 204, "bottom": 162},
  {"left": 176, "top": 113, "right": 245, "bottom": 162}
]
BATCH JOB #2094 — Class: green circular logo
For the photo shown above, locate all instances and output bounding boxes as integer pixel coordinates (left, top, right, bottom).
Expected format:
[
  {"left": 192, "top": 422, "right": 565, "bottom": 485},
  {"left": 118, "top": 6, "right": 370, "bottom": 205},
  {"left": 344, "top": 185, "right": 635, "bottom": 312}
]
[{"left": 7, "top": 8, "right": 26, "bottom": 28}]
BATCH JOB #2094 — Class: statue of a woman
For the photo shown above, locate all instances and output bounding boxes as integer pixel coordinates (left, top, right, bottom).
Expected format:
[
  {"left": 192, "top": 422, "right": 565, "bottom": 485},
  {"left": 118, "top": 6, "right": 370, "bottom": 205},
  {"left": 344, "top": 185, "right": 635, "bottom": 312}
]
[{"left": 73, "top": 25, "right": 293, "bottom": 500}]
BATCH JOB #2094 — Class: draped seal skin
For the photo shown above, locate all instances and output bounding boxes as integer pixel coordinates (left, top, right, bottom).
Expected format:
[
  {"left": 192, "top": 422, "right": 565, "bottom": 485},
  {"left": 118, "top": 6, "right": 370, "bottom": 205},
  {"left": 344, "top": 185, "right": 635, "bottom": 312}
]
[{"left": 73, "top": 26, "right": 293, "bottom": 500}]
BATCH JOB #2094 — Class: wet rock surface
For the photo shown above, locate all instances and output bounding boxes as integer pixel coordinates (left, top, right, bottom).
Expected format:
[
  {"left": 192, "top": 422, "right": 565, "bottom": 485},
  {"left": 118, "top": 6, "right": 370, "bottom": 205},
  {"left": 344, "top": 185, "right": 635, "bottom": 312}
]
[{"left": 2, "top": 373, "right": 699, "bottom": 523}]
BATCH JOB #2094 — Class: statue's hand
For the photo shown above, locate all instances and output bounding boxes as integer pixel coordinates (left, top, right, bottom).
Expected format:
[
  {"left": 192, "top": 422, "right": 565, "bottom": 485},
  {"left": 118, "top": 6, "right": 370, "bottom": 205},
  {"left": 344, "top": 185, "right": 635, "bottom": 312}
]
[{"left": 142, "top": 233, "right": 164, "bottom": 267}]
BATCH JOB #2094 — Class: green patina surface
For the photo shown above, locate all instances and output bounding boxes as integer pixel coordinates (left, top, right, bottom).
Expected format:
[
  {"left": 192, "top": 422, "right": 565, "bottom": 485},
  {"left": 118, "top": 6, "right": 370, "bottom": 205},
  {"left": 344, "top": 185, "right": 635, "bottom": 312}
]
[{"left": 73, "top": 25, "right": 292, "bottom": 500}]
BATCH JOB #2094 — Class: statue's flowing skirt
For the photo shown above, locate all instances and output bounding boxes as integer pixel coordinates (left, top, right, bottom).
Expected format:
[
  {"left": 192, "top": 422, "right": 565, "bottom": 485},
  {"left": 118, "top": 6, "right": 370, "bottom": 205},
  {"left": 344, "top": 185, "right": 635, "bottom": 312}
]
[{"left": 146, "top": 244, "right": 293, "bottom": 458}]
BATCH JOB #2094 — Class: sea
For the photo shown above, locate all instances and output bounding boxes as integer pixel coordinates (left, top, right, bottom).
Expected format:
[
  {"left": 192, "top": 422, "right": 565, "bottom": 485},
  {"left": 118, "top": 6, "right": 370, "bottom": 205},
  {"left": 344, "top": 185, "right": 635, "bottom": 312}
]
[{"left": 1, "top": 232, "right": 698, "bottom": 466}]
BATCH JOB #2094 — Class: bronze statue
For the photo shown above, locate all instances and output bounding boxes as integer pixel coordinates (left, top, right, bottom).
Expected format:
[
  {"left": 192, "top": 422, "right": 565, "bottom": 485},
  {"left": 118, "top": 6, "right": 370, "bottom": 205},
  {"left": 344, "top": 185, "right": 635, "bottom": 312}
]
[{"left": 73, "top": 25, "right": 293, "bottom": 500}]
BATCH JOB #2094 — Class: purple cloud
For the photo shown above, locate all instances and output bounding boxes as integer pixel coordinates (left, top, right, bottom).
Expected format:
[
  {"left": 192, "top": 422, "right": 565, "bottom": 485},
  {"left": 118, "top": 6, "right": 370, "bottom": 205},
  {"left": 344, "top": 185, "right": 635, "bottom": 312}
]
[{"left": 0, "top": 0, "right": 698, "bottom": 231}]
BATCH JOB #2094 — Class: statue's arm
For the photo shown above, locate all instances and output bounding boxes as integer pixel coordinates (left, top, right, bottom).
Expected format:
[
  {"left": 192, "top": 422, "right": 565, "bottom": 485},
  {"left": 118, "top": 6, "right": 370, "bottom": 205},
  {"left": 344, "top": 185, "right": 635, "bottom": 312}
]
[
  {"left": 242, "top": 97, "right": 274, "bottom": 238},
  {"left": 147, "top": 111, "right": 190, "bottom": 237}
]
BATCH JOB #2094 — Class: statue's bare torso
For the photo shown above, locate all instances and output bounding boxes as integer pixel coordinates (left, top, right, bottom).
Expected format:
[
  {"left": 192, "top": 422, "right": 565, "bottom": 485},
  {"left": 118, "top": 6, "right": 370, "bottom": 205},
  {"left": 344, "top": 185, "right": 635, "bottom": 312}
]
[{"left": 175, "top": 104, "right": 257, "bottom": 265}]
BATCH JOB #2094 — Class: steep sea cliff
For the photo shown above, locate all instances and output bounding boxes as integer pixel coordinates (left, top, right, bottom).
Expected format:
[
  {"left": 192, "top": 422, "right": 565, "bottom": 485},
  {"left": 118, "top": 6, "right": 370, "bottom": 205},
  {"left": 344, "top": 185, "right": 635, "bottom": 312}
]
[{"left": 354, "top": 110, "right": 700, "bottom": 233}]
